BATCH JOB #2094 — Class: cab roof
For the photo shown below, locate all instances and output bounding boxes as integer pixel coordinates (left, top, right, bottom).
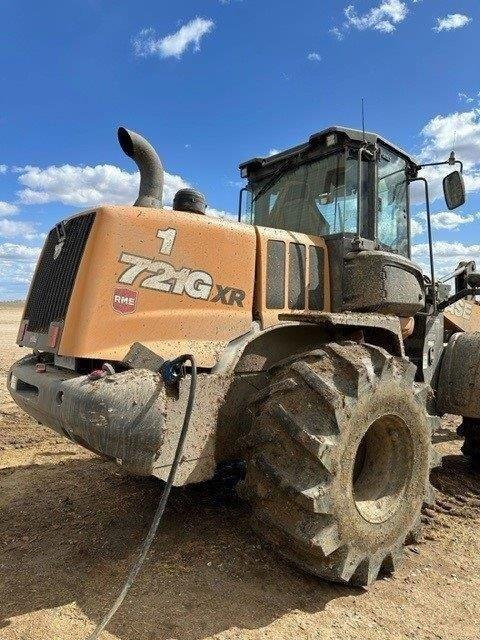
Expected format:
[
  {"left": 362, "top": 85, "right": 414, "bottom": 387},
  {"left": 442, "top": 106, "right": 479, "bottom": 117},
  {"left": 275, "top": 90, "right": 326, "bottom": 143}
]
[{"left": 239, "top": 126, "right": 420, "bottom": 177}]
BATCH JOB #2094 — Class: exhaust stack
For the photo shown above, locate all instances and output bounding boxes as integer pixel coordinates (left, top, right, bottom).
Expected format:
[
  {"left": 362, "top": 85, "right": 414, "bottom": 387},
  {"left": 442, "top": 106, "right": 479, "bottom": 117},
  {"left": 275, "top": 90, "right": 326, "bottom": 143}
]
[{"left": 117, "top": 126, "right": 164, "bottom": 208}]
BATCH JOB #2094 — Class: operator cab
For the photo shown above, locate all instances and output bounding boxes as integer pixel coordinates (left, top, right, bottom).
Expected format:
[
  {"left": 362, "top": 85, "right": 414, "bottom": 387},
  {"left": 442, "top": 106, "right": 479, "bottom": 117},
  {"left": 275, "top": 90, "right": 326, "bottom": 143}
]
[{"left": 239, "top": 127, "right": 419, "bottom": 258}]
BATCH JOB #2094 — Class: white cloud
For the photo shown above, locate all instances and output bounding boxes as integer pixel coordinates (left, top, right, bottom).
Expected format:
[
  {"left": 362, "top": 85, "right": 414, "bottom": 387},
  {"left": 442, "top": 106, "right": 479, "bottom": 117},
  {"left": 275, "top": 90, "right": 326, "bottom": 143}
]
[
  {"left": 206, "top": 206, "right": 235, "bottom": 219},
  {"left": 0, "top": 165, "right": 7, "bottom": 174},
  {"left": 0, "top": 219, "right": 40, "bottom": 239},
  {"left": 410, "top": 217, "right": 424, "bottom": 236},
  {"left": 307, "top": 52, "right": 321, "bottom": 62},
  {"left": 412, "top": 241, "right": 480, "bottom": 278},
  {"left": 344, "top": 0, "right": 408, "bottom": 33},
  {"left": 0, "top": 243, "right": 41, "bottom": 298},
  {"left": 14, "top": 163, "right": 234, "bottom": 220},
  {"left": 429, "top": 210, "right": 475, "bottom": 230},
  {"left": 458, "top": 92, "right": 476, "bottom": 105},
  {"left": 434, "top": 14, "right": 472, "bottom": 33},
  {"left": 0, "top": 263, "right": 37, "bottom": 286},
  {"left": 415, "top": 210, "right": 475, "bottom": 231},
  {"left": 0, "top": 201, "right": 19, "bottom": 216},
  {"left": 0, "top": 243, "right": 41, "bottom": 261},
  {"left": 268, "top": 148, "right": 281, "bottom": 156},
  {"left": 415, "top": 109, "right": 480, "bottom": 203},
  {"left": 16, "top": 164, "right": 189, "bottom": 209},
  {"left": 421, "top": 110, "right": 480, "bottom": 166},
  {"left": 132, "top": 18, "right": 215, "bottom": 59},
  {"left": 330, "top": 27, "right": 345, "bottom": 40}
]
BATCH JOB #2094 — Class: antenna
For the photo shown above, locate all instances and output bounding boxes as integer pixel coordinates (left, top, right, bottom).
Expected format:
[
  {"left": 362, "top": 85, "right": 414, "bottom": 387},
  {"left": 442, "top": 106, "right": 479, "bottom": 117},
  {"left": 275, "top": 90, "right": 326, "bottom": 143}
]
[
  {"left": 448, "top": 130, "right": 457, "bottom": 165},
  {"left": 361, "top": 98, "right": 366, "bottom": 141}
]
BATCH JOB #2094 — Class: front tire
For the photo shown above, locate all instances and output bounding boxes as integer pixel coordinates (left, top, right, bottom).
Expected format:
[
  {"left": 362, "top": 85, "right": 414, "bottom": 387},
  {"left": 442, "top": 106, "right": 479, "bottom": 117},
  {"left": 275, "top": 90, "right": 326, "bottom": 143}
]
[{"left": 239, "top": 341, "right": 438, "bottom": 586}]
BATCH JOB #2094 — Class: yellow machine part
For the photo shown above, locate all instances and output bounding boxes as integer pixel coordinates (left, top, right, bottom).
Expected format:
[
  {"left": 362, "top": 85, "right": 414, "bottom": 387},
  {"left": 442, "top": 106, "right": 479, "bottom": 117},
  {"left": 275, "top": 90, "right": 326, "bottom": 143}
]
[
  {"left": 444, "top": 298, "right": 480, "bottom": 333},
  {"left": 254, "top": 226, "right": 331, "bottom": 327},
  {"left": 58, "top": 206, "right": 257, "bottom": 367},
  {"left": 53, "top": 206, "right": 334, "bottom": 368}
]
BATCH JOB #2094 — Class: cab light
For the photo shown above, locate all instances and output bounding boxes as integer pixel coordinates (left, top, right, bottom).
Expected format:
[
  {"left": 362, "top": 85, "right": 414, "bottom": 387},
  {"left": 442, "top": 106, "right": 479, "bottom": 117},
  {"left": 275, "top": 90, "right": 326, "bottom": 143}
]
[{"left": 326, "top": 134, "right": 337, "bottom": 147}]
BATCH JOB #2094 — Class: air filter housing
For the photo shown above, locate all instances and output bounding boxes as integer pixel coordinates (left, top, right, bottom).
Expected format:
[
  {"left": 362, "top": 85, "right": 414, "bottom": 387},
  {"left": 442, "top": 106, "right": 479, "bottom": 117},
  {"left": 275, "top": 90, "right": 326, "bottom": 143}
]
[{"left": 173, "top": 189, "right": 207, "bottom": 215}]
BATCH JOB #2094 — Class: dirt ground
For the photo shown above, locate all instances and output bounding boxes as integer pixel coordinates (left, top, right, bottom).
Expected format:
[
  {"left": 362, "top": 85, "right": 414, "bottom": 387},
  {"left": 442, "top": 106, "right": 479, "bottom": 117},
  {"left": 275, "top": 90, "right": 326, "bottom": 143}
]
[{"left": 1, "top": 304, "right": 479, "bottom": 640}]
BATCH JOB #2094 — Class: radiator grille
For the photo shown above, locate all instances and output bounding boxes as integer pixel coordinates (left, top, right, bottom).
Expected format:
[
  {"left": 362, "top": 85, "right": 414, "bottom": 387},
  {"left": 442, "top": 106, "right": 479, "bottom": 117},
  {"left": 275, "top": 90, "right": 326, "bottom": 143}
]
[{"left": 23, "top": 213, "right": 95, "bottom": 333}]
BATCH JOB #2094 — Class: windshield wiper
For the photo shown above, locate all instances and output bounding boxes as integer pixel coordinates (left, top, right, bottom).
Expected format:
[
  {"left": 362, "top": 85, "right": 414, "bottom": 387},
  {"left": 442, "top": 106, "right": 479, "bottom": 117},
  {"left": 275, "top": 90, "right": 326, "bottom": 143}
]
[{"left": 251, "top": 157, "right": 296, "bottom": 204}]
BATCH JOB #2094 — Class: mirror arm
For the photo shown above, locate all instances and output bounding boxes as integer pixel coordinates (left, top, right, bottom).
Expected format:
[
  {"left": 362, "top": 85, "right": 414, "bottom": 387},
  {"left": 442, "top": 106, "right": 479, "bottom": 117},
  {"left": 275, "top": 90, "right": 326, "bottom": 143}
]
[
  {"left": 409, "top": 176, "right": 435, "bottom": 308},
  {"left": 440, "top": 261, "right": 475, "bottom": 283},
  {"left": 419, "top": 159, "right": 464, "bottom": 174}
]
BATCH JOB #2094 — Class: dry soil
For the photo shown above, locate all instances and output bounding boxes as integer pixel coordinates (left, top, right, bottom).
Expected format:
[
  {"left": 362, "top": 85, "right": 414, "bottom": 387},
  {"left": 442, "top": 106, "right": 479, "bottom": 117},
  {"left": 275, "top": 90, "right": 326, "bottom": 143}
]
[{"left": 0, "top": 304, "right": 479, "bottom": 640}]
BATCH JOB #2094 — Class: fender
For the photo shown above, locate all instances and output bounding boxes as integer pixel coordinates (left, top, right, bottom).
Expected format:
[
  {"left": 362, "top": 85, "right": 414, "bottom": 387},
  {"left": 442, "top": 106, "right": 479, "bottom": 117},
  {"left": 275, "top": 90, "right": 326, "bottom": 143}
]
[
  {"left": 214, "top": 311, "right": 404, "bottom": 375},
  {"left": 214, "top": 312, "right": 405, "bottom": 462}
]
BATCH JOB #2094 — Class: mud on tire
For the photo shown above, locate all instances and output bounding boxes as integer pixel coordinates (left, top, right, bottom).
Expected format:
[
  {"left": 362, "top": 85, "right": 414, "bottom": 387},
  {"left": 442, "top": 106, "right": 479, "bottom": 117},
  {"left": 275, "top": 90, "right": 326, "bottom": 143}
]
[{"left": 239, "top": 341, "right": 439, "bottom": 586}]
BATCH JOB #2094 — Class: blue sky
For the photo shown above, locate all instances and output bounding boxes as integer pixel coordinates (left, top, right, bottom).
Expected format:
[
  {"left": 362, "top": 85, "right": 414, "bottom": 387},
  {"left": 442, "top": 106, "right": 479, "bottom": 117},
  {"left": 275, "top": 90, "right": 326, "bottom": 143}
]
[{"left": 1, "top": 0, "right": 479, "bottom": 299}]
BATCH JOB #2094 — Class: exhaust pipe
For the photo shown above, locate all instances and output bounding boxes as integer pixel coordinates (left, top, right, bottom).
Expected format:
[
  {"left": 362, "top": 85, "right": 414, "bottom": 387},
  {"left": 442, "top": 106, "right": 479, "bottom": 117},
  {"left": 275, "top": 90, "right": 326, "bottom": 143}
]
[{"left": 117, "top": 126, "right": 164, "bottom": 208}]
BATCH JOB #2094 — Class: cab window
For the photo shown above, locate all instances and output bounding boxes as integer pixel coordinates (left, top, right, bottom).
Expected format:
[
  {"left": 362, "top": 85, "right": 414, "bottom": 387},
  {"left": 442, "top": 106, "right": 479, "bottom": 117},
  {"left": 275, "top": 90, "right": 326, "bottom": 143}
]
[
  {"left": 377, "top": 146, "right": 409, "bottom": 256},
  {"left": 245, "top": 152, "right": 360, "bottom": 237}
]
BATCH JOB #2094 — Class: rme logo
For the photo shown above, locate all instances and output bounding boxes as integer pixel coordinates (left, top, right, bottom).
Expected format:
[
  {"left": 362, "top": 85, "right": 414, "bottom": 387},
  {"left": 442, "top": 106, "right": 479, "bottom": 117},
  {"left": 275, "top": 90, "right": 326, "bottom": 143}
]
[
  {"left": 116, "top": 228, "right": 246, "bottom": 308},
  {"left": 113, "top": 287, "right": 138, "bottom": 314}
]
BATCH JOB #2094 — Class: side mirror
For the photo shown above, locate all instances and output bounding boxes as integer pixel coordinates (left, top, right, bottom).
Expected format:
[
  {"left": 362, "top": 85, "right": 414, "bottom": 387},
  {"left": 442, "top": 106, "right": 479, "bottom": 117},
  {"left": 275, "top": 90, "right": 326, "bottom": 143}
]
[{"left": 443, "top": 170, "right": 466, "bottom": 210}]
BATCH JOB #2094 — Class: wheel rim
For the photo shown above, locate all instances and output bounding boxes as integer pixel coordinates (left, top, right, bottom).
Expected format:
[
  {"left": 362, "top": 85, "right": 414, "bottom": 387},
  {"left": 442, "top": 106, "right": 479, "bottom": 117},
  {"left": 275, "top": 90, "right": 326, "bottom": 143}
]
[{"left": 352, "top": 415, "right": 414, "bottom": 524}]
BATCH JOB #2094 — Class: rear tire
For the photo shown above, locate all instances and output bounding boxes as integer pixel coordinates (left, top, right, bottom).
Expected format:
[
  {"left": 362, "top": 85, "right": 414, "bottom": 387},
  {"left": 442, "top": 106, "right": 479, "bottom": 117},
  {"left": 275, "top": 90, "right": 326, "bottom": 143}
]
[{"left": 239, "top": 341, "right": 438, "bottom": 586}]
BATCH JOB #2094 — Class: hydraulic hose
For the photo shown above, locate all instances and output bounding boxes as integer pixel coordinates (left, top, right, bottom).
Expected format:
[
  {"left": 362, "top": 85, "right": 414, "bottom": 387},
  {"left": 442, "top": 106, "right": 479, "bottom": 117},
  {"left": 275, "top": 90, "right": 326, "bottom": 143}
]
[{"left": 87, "top": 355, "right": 197, "bottom": 639}]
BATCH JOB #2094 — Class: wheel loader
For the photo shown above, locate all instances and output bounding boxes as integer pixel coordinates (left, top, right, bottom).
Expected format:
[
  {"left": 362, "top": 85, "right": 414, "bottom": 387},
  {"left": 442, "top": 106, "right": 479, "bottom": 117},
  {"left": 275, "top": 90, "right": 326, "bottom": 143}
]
[{"left": 7, "top": 125, "right": 480, "bottom": 587}]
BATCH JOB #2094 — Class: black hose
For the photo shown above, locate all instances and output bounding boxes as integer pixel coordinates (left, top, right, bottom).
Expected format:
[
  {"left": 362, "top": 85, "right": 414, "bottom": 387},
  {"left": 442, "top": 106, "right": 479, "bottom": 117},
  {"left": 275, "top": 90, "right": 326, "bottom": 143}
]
[{"left": 87, "top": 355, "right": 197, "bottom": 639}]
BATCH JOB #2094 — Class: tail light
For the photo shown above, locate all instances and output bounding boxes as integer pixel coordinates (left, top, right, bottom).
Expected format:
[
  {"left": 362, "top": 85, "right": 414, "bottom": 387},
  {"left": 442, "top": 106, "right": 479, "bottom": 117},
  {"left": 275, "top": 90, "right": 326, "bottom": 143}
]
[
  {"left": 47, "top": 323, "right": 62, "bottom": 349},
  {"left": 17, "top": 320, "right": 28, "bottom": 343}
]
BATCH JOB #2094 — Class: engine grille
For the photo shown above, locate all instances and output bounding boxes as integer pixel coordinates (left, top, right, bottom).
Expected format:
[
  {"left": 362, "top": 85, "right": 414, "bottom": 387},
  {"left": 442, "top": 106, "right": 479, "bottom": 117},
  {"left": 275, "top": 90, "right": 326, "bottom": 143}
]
[{"left": 23, "top": 213, "right": 96, "bottom": 333}]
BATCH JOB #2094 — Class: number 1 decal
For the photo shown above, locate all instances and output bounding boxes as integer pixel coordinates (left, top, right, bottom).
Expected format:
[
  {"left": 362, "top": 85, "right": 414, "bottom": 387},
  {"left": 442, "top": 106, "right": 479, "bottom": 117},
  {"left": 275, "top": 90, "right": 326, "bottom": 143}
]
[
  {"left": 157, "top": 228, "right": 177, "bottom": 255},
  {"left": 116, "top": 227, "right": 246, "bottom": 307}
]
